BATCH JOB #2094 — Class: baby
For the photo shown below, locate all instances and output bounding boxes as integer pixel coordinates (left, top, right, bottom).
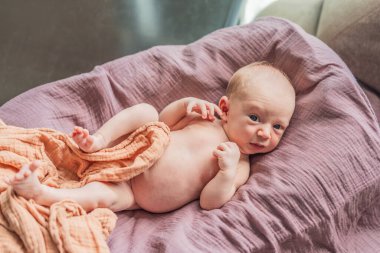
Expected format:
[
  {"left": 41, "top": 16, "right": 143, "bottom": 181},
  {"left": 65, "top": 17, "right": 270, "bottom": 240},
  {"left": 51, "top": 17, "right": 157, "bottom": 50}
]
[{"left": 5, "top": 62, "right": 296, "bottom": 212}]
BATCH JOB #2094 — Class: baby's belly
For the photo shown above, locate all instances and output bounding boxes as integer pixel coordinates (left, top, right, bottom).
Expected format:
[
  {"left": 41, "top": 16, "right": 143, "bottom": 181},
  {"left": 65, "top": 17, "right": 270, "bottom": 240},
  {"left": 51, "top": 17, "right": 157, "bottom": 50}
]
[{"left": 130, "top": 134, "right": 219, "bottom": 213}]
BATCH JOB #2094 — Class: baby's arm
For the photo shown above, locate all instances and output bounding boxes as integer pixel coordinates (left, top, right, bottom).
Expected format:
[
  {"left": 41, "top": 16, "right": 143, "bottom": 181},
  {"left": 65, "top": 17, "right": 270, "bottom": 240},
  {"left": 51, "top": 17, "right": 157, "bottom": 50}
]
[
  {"left": 159, "top": 97, "right": 222, "bottom": 129},
  {"left": 200, "top": 143, "right": 250, "bottom": 210},
  {"left": 159, "top": 98, "right": 188, "bottom": 128}
]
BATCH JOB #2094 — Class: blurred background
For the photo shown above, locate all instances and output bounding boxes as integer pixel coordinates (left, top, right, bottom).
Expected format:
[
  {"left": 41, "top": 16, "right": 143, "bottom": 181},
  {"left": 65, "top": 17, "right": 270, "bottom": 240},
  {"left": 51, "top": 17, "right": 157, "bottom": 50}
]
[
  {"left": 0, "top": 0, "right": 242, "bottom": 105},
  {"left": 1, "top": 0, "right": 379, "bottom": 106}
]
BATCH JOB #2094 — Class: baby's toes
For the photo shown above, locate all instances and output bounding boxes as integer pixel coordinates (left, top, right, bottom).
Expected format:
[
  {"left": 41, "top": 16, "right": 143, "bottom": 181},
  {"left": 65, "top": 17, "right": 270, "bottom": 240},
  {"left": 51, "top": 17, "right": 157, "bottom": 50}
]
[
  {"left": 15, "top": 172, "right": 26, "bottom": 181},
  {"left": 85, "top": 137, "right": 94, "bottom": 147},
  {"left": 82, "top": 129, "right": 90, "bottom": 138},
  {"left": 72, "top": 127, "right": 81, "bottom": 136},
  {"left": 79, "top": 137, "right": 89, "bottom": 147},
  {"left": 23, "top": 170, "right": 31, "bottom": 177},
  {"left": 73, "top": 133, "right": 84, "bottom": 143},
  {"left": 29, "top": 161, "right": 41, "bottom": 172},
  {"left": 3, "top": 175, "right": 12, "bottom": 185}
]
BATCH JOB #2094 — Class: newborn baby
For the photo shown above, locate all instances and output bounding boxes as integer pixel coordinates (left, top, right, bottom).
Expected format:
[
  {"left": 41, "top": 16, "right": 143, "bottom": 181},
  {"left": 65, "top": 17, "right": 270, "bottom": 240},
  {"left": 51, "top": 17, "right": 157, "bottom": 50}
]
[{"left": 6, "top": 61, "right": 296, "bottom": 212}]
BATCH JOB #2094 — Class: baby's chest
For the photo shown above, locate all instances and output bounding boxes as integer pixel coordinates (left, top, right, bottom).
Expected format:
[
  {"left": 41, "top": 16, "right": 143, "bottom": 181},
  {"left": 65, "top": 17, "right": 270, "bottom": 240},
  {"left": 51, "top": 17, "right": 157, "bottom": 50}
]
[
  {"left": 163, "top": 132, "right": 217, "bottom": 167},
  {"left": 170, "top": 124, "right": 224, "bottom": 156},
  {"left": 162, "top": 128, "right": 223, "bottom": 177}
]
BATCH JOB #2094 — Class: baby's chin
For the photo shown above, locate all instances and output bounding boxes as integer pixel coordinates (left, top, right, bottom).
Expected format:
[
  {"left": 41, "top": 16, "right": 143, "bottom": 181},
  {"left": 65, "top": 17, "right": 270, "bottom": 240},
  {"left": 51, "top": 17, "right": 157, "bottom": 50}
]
[{"left": 240, "top": 145, "right": 276, "bottom": 156}]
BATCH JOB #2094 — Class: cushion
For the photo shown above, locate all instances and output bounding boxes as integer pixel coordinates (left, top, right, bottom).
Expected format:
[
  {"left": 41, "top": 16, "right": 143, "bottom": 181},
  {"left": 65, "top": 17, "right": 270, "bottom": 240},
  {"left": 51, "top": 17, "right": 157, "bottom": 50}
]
[{"left": 0, "top": 17, "right": 379, "bottom": 252}]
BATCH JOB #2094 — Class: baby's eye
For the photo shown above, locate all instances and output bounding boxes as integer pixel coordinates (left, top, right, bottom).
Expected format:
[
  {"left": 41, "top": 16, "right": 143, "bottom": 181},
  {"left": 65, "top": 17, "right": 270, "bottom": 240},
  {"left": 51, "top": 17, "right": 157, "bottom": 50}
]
[
  {"left": 249, "top": 114, "right": 259, "bottom": 122},
  {"left": 273, "top": 124, "right": 282, "bottom": 130}
]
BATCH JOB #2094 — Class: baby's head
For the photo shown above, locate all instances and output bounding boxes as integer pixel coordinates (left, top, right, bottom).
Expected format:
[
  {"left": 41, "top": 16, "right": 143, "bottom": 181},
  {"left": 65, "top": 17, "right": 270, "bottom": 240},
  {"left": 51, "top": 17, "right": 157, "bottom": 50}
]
[{"left": 218, "top": 61, "right": 296, "bottom": 155}]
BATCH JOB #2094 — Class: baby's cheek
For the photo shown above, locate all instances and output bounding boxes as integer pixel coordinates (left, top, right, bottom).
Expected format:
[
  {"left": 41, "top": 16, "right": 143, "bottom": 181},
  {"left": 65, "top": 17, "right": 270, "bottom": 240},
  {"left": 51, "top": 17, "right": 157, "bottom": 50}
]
[{"left": 269, "top": 136, "right": 281, "bottom": 150}]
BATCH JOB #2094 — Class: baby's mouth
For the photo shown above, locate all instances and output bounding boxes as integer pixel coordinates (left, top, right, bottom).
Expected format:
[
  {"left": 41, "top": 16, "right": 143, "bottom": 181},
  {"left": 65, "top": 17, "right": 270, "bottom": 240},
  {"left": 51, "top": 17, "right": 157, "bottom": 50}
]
[{"left": 250, "top": 142, "right": 265, "bottom": 148}]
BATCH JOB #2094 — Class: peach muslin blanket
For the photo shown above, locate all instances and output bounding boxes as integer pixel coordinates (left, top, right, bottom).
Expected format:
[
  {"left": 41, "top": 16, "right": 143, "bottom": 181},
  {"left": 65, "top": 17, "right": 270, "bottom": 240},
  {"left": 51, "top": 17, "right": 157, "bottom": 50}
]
[{"left": 0, "top": 120, "right": 170, "bottom": 253}]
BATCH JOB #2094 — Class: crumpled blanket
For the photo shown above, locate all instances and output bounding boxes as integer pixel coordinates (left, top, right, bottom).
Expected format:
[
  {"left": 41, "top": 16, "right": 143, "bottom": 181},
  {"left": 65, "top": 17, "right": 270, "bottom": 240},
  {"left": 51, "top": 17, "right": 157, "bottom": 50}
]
[{"left": 0, "top": 121, "right": 170, "bottom": 253}]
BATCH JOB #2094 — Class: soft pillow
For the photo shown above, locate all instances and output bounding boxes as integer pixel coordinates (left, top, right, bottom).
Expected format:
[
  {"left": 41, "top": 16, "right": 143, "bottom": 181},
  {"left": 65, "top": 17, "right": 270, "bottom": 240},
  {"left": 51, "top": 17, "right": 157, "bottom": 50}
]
[{"left": 1, "top": 17, "right": 379, "bottom": 252}]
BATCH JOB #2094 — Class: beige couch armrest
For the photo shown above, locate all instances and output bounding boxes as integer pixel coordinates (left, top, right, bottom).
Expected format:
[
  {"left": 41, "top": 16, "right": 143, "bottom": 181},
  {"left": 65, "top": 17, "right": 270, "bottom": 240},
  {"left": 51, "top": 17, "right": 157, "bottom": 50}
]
[
  {"left": 317, "top": 0, "right": 380, "bottom": 94},
  {"left": 255, "top": 0, "right": 324, "bottom": 35}
]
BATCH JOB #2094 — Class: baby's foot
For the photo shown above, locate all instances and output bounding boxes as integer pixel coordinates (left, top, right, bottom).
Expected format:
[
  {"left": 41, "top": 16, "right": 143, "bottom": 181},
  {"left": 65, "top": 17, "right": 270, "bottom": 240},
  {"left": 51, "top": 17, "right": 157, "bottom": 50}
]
[
  {"left": 71, "top": 126, "right": 105, "bottom": 153},
  {"left": 4, "top": 161, "right": 43, "bottom": 201}
]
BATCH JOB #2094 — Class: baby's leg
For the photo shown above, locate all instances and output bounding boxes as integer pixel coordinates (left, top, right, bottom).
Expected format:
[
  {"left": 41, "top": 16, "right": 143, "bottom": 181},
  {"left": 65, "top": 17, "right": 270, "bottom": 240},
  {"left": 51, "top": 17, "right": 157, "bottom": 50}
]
[
  {"left": 72, "top": 103, "right": 158, "bottom": 152},
  {"left": 5, "top": 161, "right": 138, "bottom": 212}
]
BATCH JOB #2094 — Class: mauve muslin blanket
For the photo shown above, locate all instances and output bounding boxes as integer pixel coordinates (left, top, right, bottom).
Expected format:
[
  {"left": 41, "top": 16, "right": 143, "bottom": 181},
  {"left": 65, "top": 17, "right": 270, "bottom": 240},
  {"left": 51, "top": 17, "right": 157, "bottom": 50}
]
[{"left": 0, "top": 17, "right": 379, "bottom": 252}]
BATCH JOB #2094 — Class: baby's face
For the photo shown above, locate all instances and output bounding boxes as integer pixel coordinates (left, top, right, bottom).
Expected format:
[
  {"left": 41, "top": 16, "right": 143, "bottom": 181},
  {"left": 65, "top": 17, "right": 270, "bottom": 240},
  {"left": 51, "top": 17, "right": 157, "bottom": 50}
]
[{"left": 220, "top": 77, "right": 295, "bottom": 155}]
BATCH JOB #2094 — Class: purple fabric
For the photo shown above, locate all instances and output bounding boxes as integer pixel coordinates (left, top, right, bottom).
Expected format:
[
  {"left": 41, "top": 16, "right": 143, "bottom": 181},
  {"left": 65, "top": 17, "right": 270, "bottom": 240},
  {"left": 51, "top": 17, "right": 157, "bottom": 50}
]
[
  {"left": 1, "top": 17, "right": 380, "bottom": 252},
  {"left": 363, "top": 87, "right": 380, "bottom": 125}
]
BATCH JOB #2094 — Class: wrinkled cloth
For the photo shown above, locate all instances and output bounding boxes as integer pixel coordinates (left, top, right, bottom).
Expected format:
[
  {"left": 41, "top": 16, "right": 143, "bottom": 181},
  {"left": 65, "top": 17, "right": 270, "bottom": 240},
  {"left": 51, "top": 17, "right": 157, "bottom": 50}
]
[{"left": 0, "top": 121, "right": 170, "bottom": 253}]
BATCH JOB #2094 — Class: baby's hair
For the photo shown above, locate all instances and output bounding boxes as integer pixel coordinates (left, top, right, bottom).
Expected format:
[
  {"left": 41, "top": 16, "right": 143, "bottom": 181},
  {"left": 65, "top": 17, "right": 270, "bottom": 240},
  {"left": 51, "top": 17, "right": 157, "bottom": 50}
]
[{"left": 226, "top": 61, "right": 291, "bottom": 97}]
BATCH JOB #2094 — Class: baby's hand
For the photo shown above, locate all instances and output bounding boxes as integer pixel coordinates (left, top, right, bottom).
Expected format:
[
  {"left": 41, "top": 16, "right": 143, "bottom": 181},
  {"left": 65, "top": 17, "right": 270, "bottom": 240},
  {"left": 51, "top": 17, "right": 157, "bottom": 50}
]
[
  {"left": 213, "top": 142, "right": 240, "bottom": 175},
  {"left": 185, "top": 97, "right": 223, "bottom": 121}
]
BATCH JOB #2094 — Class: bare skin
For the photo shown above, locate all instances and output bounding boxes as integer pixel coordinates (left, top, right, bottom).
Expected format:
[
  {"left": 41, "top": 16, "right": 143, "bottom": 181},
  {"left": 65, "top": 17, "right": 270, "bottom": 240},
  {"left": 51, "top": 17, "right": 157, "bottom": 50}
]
[
  {"left": 4, "top": 161, "right": 42, "bottom": 200},
  {"left": 5, "top": 64, "right": 296, "bottom": 213},
  {"left": 5, "top": 114, "right": 244, "bottom": 213}
]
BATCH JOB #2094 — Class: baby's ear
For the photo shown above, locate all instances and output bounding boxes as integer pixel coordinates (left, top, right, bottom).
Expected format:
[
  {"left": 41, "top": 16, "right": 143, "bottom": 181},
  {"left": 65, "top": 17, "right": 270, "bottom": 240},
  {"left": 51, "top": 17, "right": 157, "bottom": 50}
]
[{"left": 218, "top": 96, "right": 229, "bottom": 120}]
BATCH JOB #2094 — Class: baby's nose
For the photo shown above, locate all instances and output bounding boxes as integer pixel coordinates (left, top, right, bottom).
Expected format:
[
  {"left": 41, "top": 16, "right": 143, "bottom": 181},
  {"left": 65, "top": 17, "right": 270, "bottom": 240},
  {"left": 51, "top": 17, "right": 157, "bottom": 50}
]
[{"left": 257, "top": 127, "right": 271, "bottom": 140}]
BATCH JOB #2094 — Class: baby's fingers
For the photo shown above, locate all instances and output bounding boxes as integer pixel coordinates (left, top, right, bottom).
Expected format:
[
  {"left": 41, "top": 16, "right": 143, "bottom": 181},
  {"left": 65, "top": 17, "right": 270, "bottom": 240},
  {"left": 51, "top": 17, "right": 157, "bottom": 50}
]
[
  {"left": 207, "top": 104, "right": 223, "bottom": 121},
  {"left": 207, "top": 105, "right": 215, "bottom": 120},
  {"left": 187, "top": 100, "right": 208, "bottom": 119},
  {"left": 200, "top": 103, "right": 208, "bottom": 119},
  {"left": 214, "top": 105, "right": 223, "bottom": 118},
  {"left": 213, "top": 149, "right": 224, "bottom": 158},
  {"left": 217, "top": 142, "right": 229, "bottom": 151},
  {"left": 186, "top": 100, "right": 196, "bottom": 114}
]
